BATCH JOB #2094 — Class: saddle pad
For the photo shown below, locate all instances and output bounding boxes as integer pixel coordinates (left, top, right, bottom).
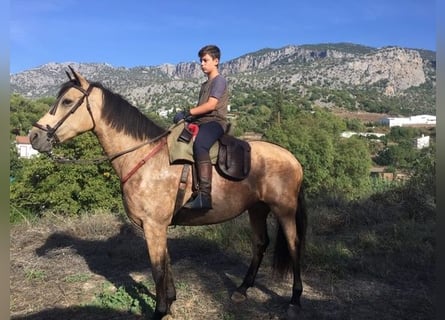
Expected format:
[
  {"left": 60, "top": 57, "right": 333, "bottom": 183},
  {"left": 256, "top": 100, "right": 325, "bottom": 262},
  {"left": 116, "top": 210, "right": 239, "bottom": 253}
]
[{"left": 167, "top": 123, "right": 219, "bottom": 164}]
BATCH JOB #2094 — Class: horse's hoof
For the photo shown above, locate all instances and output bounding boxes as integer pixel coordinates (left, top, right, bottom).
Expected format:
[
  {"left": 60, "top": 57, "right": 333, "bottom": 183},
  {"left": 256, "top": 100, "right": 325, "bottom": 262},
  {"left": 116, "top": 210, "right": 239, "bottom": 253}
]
[
  {"left": 231, "top": 291, "right": 247, "bottom": 303},
  {"left": 169, "top": 301, "right": 177, "bottom": 317},
  {"left": 286, "top": 303, "right": 301, "bottom": 320},
  {"left": 153, "top": 311, "right": 172, "bottom": 320}
]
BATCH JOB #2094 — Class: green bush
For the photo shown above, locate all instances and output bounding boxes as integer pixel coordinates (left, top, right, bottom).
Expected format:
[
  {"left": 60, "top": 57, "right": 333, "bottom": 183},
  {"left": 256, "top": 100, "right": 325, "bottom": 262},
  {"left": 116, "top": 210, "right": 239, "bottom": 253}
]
[{"left": 10, "top": 133, "right": 123, "bottom": 220}]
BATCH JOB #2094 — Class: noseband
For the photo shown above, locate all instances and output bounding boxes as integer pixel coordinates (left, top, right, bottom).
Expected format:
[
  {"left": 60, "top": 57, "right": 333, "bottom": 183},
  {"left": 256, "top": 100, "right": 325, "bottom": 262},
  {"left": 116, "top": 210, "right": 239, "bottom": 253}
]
[{"left": 33, "top": 84, "right": 95, "bottom": 145}]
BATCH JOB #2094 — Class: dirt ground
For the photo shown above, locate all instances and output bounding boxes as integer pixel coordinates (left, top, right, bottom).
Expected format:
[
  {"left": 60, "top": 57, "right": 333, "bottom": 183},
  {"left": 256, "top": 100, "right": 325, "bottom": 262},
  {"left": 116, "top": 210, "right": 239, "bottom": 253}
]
[{"left": 10, "top": 214, "right": 433, "bottom": 320}]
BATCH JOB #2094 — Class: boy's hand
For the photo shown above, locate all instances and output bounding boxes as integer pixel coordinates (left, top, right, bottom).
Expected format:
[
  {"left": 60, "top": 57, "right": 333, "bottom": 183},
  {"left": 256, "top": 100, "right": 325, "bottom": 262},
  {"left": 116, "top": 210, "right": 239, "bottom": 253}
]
[
  {"left": 173, "top": 111, "right": 185, "bottom": 123},
  {"left": 173, "top": 111, "right": 192, "bottom": 123}
]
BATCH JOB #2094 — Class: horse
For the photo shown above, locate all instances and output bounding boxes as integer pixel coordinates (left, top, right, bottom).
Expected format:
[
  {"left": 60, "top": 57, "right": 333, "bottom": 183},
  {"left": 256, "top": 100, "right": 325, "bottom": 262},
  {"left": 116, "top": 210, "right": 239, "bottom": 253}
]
[{"left": 29, "top": 67, "right": 307, "bottom": 320}]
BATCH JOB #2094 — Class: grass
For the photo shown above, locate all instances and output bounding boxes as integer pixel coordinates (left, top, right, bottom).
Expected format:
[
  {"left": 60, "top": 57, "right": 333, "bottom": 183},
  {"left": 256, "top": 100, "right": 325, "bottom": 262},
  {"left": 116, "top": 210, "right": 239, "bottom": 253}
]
[
  {"left": 88, "top": 280, "right": 156, "bottom": 316},
  {"left": 172, "top": 215, "right": 254, "bottom": 256},
  {"left": 303, "top": 181, "right": 435, "bottom": 284},
  {"left": 170, "top": 182, "right": 434, "bottom": 292},
  {"left": 64, "top": 273, "right": 91, "bottom": 283},
  {"left": 11, "top": 168, "right": 436, "bottom": 319},
  {"left": 24, "top": 268, "right": 46, "bottom": 281},
  {"left": 10, "top": 205, "right": 39, "bottom": 225}
]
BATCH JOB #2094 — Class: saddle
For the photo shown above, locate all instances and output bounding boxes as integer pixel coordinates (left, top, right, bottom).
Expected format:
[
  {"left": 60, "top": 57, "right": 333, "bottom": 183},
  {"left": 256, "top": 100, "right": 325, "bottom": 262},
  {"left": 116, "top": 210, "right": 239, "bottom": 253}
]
[
  {"left": 216, "top": 134, "right": 251, "bottom": 180},
  {"left": 167, "top": 122, "right": 251, "bottom": 181}
]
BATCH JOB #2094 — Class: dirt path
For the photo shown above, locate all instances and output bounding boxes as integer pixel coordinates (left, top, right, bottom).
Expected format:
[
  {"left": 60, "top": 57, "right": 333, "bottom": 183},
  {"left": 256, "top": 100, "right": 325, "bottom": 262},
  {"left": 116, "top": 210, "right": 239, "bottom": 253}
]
[{"left": 10, "top": 214, "right": 432, "bottom": 320}]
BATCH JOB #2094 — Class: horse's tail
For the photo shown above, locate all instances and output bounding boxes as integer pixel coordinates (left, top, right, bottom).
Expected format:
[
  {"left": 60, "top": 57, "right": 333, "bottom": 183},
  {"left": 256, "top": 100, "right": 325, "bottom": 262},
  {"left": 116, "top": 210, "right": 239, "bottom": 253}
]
[{"left": 273, "top": 184, "right": 307, "bottom": 277}]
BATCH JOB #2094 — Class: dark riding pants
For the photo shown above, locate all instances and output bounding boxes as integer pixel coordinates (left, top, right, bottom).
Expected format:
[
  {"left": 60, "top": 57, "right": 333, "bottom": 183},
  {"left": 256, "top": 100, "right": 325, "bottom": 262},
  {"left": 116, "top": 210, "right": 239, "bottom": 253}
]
[{"left": 193, "top": 121, "right": 224, "bottom": 162}]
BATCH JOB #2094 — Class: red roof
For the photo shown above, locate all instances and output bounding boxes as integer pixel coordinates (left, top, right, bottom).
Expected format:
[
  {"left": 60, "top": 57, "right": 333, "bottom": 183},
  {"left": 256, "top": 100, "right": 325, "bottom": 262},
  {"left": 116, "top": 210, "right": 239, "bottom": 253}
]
[{"left": 15, "top": 136, "right": 31, "bottom": 144}]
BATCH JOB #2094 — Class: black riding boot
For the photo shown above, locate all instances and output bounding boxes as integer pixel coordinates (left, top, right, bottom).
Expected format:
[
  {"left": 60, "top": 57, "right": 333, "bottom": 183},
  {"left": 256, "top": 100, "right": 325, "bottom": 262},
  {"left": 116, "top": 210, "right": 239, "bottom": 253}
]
[{"left": 183, "top": 160, "right": 212, "bottom": 210}]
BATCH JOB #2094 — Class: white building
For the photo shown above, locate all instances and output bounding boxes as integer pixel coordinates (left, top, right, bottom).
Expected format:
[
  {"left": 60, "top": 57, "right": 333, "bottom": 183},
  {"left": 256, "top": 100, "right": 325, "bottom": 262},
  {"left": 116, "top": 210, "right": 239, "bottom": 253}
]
[
  {"left": 15, "top": 136, "right": 39, "bottom": 158},
  {"left": 340, "top": 131, "right": 385, "bottom": 138},
  {"left": 380, "top": 115, "right": 436, "bottom": 127},
  {"left": 413, "top": 134, "right": 430, "bottom": 149}
]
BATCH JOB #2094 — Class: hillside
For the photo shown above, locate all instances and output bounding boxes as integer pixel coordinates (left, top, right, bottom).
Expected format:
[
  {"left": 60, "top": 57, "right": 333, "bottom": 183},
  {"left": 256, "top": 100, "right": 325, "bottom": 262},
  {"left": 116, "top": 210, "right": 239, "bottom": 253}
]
[{"left": 10, "top": 43, "right": 436, "bottom": 116}]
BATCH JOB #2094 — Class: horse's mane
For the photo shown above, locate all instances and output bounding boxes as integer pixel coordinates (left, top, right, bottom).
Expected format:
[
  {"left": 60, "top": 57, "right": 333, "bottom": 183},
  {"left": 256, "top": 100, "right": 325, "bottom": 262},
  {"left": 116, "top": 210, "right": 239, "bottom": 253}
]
[{"left": 58, "top": 80, "right": 167, "bottom": 140}]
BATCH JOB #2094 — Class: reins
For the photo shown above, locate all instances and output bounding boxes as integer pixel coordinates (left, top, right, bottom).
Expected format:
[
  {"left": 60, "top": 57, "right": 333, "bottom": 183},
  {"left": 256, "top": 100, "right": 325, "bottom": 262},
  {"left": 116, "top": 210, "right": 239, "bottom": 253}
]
[
  {"left": 47, "top": 130, "right": 169, "bottom": 185},
  {"left": 47, "top": 129, "right": 169, "bottom": 186},
  {"left": 121, "top": 138, "right": 167, "bottom": 185},
  {"left": 48, "top": 131, "right": 169, "bottom": 165}
]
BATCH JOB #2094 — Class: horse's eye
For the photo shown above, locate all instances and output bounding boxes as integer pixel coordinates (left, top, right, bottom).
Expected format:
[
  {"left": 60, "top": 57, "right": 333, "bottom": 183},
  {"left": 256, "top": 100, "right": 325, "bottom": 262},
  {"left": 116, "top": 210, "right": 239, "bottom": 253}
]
[{"left": 62, "top": 98, "right": 73, "bottom": 106}]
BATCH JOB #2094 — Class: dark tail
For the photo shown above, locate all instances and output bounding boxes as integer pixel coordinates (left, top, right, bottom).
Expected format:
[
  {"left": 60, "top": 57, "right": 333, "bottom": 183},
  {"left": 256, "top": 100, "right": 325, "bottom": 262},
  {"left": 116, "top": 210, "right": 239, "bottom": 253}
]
[{"left": 273, "top": 185, "right": 307, "bottom": 277}]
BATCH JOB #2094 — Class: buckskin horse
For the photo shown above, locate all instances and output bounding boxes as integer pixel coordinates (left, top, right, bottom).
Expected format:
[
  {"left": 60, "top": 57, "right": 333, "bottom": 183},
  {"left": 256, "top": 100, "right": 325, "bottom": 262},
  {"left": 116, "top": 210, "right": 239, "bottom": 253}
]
[{"left": 29, "top": 68, "right": 307, "bottom": 320}]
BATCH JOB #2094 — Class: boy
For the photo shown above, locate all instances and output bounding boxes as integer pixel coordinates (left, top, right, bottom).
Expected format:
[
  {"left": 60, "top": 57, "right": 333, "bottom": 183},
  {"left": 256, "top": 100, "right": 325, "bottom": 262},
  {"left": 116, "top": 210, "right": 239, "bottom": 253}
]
[{"left": 173, "top": 45, "right": 229, "bottom": 210}]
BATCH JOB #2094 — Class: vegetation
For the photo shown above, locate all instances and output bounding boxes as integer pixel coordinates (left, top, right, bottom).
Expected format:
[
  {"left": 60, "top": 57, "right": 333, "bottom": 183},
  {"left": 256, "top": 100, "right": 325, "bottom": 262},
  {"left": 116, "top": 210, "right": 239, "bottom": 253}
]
[
  {"left": 374, "top": 126, "right": 435, "bottom": 170},
  {"left": 300, "top": 43, "right": 376, "bottom": 55},
  {"left": 230, "top": 83, "right": 435, "bottom": 117},
  {"left": 9, "top": 43, "right": 436, "bottom": 318},
  {"left": 10, "top": 88, "right": 435, "bottom": 219},
  {"left": 9, "top": 88, "right": 435, "bottom": 318},
  {"left": 89, "top": 281, "right": 156, "bottom": 316},
  {"left": 10, "top": 154, "right": 435, "bottom": 318}
]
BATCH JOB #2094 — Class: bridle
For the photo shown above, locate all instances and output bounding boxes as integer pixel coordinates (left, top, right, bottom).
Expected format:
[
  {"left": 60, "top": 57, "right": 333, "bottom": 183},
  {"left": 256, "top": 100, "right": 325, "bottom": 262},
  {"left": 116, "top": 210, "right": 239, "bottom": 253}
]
[
  {"left": 32, "top": 81, "right": 170, "bottom": 184},
  {"left": 32, "top": 84, "right": 95, "bottom": 146}
]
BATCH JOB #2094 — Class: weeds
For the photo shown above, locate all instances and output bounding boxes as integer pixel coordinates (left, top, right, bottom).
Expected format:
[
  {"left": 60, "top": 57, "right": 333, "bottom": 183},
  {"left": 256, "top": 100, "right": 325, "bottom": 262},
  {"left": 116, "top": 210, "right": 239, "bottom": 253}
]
[
  {"left": 304, "top": 172, "right": 435, "bottom": 285},
  {"left": 88, "top": 281, "right": 156, "bottom": 315},
  {"left": 10, "top": 157, "right": 436, "bottom": 319},
  {"left": 64, "top": 273, "right": 91, "bottom": 283},
  {"left": 10, "top": 205, "right": 38, "bottom": 225},
  {"left": 175, "top": 215, "right": 253, "bottom": 256},
  {"left": 24, "top": 269, "right": 46, "bottom": 281}
]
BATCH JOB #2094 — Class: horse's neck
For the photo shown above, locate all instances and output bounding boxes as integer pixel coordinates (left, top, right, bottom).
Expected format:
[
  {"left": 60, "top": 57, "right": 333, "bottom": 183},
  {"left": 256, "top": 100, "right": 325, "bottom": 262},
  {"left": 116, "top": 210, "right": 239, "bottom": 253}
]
[{"left": 93, "top": 125, "right": 160, "bottom": 178}]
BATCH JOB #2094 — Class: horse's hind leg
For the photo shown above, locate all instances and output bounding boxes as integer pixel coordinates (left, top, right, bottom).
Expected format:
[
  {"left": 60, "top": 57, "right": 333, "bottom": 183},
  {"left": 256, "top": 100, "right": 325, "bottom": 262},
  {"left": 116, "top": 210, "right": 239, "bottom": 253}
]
[
  {"left": 281, "top": 219, "right": 303, "bottom": 319},
  {"left": 273, "top": 198, "right": 306, "bottom": 320},
  {"left": 231, "top": 203, "right": 270, "bottom": 302}
]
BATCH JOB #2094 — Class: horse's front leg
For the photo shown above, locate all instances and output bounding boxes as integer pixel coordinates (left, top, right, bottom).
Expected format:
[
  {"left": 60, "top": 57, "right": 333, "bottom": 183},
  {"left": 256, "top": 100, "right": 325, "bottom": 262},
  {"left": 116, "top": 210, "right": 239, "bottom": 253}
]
[
  {"left": 143, "top": 222, "right": 175, "bottom": 319},
  {"left": 165, "top": 248, "right": 176, "bottom": 306}
]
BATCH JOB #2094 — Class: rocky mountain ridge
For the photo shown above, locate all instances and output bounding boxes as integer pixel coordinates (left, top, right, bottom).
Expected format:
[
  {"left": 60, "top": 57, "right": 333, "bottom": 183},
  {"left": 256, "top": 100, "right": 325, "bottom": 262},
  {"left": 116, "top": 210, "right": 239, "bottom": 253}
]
[{"left": 10, "top": 43, "right": 435, "bottom": 114}]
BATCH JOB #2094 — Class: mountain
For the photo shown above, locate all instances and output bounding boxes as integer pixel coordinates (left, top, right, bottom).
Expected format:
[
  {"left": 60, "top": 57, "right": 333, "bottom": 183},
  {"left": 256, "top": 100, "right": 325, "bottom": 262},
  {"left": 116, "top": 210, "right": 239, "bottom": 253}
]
[{"left": 10, "top": 43, "right": 436, "bottom": 115}]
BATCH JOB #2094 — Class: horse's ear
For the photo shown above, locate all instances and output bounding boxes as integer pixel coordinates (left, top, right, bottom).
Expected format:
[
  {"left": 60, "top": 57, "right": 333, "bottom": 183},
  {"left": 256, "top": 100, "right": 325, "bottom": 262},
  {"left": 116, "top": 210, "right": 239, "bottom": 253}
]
[
  {"left": 65, "top": 70, "right": 74, "bottom": 81},
  {"left": 68, "top": 65, "right": 89, "bottom": 89}
]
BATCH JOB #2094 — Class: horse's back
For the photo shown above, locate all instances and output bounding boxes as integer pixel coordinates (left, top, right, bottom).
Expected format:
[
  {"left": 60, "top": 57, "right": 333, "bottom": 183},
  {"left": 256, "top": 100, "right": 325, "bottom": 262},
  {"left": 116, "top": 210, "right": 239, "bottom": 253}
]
[
  {"left": 249, "top": 140, "right": 302, "bottom": 173},
  {"left": 248, "top": 140, "right": 303, "bottom": 200}
]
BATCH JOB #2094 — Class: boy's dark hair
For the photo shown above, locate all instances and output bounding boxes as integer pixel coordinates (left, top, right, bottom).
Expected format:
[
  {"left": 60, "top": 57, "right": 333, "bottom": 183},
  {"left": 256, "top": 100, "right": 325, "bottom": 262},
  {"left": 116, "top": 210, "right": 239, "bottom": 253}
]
[{"left": 198, "top": 45, "right": 221, "bottom": 61}]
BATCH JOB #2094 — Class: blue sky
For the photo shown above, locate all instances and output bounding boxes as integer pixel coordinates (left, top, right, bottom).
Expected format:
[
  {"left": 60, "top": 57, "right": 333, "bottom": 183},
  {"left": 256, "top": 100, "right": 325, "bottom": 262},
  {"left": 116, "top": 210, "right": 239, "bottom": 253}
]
[{"left": 10, "top": 0, "right": 436, "bottom": 74}]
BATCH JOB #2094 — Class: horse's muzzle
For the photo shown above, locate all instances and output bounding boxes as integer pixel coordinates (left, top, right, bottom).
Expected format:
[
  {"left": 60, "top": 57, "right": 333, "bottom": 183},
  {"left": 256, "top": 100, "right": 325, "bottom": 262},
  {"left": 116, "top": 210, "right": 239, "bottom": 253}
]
[{"left": 29, "top": 129, "right": 54, "bottom": 153}]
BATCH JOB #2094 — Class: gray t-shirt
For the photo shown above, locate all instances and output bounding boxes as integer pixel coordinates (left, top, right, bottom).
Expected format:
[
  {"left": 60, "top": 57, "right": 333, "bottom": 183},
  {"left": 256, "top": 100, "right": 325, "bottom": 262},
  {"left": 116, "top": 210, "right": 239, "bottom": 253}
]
[{"left": 195, "top": 74, "right": 229, "bottom": 131}]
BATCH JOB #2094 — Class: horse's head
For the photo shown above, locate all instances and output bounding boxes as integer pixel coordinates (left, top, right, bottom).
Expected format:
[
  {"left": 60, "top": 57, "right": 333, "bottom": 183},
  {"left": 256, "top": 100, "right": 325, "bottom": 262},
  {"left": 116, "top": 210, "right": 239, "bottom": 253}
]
[{"left": 29, "top": 67, "right": 98, "bottom": 153}]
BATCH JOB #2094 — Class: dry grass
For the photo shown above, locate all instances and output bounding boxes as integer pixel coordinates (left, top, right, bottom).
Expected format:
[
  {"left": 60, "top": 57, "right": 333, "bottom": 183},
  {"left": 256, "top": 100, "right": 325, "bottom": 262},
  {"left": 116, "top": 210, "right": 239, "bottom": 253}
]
[{"left": 10, "top": 193, "right": 435, "bottom": 319}]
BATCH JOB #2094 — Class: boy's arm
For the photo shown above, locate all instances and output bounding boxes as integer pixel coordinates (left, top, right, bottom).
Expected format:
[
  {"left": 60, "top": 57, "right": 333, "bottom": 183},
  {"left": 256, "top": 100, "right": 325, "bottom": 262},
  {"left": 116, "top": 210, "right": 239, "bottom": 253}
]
[{"left": 189, "top": 97, "right": 218, "bottom": 116}]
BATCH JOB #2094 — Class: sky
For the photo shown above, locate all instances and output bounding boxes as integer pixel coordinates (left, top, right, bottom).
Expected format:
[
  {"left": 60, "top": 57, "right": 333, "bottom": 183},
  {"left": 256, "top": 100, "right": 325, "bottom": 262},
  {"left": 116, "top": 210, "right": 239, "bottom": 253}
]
[{"left": 10, "top": 0, "right": 436, "bottom": 74}]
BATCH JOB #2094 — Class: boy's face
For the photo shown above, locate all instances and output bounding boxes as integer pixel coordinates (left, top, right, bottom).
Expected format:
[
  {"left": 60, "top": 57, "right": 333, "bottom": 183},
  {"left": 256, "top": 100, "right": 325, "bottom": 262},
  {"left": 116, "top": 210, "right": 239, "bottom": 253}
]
[{"left": 199, "top": 53, "right": 219, "bottom": 75}]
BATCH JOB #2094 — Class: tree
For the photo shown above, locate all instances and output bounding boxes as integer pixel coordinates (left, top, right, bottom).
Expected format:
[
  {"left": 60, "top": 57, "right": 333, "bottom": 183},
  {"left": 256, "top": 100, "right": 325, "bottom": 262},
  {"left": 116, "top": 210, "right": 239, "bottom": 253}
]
[
  {"left": 10, "top": 94, "right": 54, "bottom": 137},
  {"left": 265, "top": 109, "right": 371, "bottom": 199},
  {"left": 387, "top": 126, "right": 421, "bottom": 142},
  {"left": 374, "top": 142, "right": 420, "bottom": 169},
  {"left": 331, "top": 137, "right": 372, "bottom": 198},
  {"left": 345, "top": 118, "right": 365, "bottom": 132},
  {"left": 10, "top": 133, "right": 123, "bottom": 217}
]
